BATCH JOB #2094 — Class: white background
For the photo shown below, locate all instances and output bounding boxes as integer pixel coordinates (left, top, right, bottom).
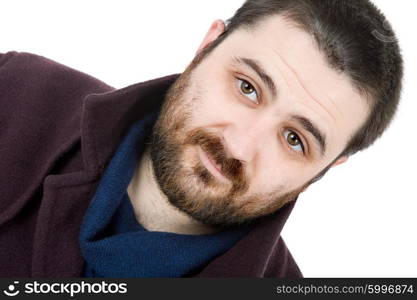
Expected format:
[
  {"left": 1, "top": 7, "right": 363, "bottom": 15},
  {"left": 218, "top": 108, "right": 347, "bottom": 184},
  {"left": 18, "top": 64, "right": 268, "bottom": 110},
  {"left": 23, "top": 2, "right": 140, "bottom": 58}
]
[{"left": 1, "top": 0, "right": 416, "bottom": 277}]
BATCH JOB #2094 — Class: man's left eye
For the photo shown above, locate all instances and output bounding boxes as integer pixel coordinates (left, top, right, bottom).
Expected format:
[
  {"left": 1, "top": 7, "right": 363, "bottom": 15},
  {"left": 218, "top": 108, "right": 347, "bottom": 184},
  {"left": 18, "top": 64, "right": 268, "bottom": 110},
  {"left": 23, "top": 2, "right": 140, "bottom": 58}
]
[
  {"left": 237, "top": 79, "right": 259, "bottom": 104},
  {"left": 283, "top": 130, "right": 304, "bottom": 153}
]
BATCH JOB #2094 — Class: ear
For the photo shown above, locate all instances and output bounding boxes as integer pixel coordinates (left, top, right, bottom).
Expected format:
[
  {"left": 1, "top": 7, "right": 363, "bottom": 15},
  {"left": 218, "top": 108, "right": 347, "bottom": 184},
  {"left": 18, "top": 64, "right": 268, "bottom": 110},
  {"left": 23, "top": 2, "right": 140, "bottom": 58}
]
[
  {"left": 300, "top": 156, "right": 349, "bottom": 193},
  {"left": 331, "top": 155, "right": 349, "bottom": 167},
  {"left": 196, "top": 20, "right": 226, "bottom": 55}
]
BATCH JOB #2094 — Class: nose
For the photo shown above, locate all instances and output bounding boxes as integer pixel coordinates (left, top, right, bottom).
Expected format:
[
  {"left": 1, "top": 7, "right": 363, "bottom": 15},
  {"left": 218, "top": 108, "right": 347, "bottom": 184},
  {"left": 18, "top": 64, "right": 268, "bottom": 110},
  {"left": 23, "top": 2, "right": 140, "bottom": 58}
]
[{"left": 222, "top": 121, "right": 269, "bottom": 163}]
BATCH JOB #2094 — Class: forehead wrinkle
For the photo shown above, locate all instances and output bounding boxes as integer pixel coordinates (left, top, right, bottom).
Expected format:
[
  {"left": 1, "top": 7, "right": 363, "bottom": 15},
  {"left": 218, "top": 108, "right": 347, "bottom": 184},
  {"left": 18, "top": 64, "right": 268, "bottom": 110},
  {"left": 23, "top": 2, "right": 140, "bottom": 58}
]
[{"left": 271, "top": 48, "right": 341, "bottom": 124}]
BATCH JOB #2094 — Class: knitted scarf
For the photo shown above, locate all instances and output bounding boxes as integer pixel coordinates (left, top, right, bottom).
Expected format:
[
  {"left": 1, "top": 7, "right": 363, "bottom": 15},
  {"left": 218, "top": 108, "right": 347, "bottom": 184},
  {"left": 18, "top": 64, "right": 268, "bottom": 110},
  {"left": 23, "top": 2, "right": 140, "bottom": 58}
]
[{"left": 79, "top": 112, "right": 251, "bottom": 277}]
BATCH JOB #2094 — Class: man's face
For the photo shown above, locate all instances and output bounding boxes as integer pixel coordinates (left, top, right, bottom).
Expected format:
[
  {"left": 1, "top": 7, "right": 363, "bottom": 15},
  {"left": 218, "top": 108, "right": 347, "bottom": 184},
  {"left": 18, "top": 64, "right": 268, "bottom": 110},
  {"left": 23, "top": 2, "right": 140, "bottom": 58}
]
[{"left": 150, "top": 16, "right": 369, "bottom": 227}]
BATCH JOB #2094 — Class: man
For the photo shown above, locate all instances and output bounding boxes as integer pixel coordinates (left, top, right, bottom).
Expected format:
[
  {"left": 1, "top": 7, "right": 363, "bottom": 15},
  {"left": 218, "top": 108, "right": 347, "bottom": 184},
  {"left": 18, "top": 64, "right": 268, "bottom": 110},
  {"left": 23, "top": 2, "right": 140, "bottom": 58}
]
[{"left": 0, "top": 0, "right": 402, "bottom": 277}]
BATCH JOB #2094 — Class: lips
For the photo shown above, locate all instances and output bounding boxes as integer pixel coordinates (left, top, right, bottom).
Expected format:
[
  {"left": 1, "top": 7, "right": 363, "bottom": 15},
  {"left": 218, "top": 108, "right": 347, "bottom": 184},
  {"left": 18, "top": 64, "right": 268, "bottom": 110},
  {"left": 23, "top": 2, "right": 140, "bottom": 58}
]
[{"left": 197, "top": 146, "right": 230, "bottom": 183}]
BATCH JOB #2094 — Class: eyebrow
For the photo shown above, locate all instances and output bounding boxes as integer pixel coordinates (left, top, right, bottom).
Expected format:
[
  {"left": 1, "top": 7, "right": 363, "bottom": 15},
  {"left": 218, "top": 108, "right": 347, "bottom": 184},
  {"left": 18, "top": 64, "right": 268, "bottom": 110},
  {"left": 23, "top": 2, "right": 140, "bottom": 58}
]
[
  {"left": 233, "top": 56, "right": 277, "bottom": 97},
  {"left": 292, "top": 115, "right": 327, "bottom": 156}
]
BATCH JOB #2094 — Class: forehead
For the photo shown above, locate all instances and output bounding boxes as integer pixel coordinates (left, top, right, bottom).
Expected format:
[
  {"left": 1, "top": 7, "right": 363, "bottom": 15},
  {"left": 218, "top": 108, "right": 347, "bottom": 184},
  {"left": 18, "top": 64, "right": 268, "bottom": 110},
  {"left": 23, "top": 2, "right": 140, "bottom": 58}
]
[{"left": 208, "top": 15, "right": 370, "bottom": 158}]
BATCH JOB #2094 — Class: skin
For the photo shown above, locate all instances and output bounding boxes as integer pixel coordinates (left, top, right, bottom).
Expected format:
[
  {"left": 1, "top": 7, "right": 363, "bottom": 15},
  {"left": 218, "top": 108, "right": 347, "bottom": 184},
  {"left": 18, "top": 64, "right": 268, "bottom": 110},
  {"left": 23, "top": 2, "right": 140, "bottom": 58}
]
[{"left": 127, "top": 15, "right": 369, "bottom": 235}]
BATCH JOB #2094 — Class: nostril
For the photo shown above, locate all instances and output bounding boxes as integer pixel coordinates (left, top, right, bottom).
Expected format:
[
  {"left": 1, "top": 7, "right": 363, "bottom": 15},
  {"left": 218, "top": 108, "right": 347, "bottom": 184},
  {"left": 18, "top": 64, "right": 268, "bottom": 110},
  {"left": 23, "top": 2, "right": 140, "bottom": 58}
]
[{"left": 238, "top": 159, "right": 248, "bottom": 165}]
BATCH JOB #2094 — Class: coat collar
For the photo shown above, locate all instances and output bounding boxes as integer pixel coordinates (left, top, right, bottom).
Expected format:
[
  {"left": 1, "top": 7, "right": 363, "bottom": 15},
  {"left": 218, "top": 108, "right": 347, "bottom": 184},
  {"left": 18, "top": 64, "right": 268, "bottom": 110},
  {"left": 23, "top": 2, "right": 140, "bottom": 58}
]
[{"left": 80, "top": 74, "right": 179, "bottom": 174}]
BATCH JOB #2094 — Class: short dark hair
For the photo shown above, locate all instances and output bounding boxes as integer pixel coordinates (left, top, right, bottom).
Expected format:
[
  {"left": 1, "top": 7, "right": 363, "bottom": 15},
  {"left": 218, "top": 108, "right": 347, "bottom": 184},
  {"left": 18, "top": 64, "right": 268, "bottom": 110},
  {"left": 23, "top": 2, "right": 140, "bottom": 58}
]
[{"left": 203, "top": 0, "right": 403, "bottom": 157}]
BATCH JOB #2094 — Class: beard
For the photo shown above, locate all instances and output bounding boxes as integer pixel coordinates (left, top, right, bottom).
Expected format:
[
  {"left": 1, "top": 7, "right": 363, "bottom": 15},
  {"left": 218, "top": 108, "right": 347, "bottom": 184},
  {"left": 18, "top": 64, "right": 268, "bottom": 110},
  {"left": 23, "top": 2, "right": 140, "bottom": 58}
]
[{"left": 149, "top": 50, "right": 303, "bottom": 228}]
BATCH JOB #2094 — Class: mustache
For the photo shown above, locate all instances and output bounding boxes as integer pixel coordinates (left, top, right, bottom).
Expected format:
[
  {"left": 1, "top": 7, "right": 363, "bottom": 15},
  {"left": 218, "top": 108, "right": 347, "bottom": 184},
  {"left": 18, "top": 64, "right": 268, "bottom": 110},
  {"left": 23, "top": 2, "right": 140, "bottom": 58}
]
[{"left": 184, "top": 128, "right": 248, "bottom": 193}]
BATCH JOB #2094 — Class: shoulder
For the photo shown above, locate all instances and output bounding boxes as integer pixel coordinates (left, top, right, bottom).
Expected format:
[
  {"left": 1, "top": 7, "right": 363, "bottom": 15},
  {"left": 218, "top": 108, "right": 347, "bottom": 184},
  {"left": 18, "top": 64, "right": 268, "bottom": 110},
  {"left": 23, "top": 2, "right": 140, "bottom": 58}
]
[
  {"left": 0, "top": 51, "right": 113, "bottom": 96},
  {"left": 0, "top": 51, "right": 114, "bottom": 128},
  {"left": 0, "top": 51, "right": 115, "bottom": 210}
]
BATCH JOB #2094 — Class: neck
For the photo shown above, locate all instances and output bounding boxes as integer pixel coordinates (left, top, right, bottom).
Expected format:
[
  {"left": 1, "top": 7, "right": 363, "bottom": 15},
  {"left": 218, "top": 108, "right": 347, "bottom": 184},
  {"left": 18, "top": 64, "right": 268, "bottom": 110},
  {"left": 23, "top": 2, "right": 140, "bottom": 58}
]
[{"left": 127, "top": 147, "right": 220, "bottom": 235}]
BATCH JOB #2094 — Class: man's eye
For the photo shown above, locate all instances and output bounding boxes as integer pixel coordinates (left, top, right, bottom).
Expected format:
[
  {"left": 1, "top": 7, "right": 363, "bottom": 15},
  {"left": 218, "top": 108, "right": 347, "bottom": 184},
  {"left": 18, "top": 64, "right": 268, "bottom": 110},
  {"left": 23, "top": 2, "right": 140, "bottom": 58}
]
[
  {"left": 237, "top": 79, "right": 259, "bottom": 104},
  {"left": 283, "top": 130, "right": 304, "bottom": 153}
]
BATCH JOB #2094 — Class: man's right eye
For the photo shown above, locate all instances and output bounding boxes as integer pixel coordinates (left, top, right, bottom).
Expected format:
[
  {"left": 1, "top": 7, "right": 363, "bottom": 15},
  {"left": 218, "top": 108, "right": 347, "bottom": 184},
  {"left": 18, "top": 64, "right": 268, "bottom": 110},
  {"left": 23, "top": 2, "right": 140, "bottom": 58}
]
[{"left": 236, "top": 79, "right": 259, "bottom": 104}]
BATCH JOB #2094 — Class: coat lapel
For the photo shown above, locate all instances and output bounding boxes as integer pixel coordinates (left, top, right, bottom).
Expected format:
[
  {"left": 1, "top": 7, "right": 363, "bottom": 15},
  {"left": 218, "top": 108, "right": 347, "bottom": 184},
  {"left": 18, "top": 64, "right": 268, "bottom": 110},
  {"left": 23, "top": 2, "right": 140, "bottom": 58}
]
[{"left": 30, "top": 75, "right": 178, "bottom": 276}]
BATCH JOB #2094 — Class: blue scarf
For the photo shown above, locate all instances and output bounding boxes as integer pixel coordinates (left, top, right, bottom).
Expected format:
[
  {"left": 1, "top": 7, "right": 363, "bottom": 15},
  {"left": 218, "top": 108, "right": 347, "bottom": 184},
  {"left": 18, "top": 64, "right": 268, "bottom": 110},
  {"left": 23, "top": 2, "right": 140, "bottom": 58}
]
[{"left": 79, "top": 113, "right": 251, "bottom": 277}]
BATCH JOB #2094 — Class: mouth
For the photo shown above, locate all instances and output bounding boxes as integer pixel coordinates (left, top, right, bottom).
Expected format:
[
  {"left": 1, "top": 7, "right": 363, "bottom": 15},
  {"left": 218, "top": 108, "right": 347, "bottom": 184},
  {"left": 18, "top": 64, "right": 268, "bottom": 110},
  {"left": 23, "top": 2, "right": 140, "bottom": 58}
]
[{"left": 197, "top": 146, "right": 230, "bottom": 184}]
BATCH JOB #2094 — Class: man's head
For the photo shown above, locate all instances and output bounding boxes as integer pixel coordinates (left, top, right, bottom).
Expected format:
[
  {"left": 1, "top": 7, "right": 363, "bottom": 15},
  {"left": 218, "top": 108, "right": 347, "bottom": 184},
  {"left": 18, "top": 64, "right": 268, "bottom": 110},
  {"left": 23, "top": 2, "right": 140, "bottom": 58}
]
[{"left": 149, "top": 0, "right": 403, "bottom": 227}]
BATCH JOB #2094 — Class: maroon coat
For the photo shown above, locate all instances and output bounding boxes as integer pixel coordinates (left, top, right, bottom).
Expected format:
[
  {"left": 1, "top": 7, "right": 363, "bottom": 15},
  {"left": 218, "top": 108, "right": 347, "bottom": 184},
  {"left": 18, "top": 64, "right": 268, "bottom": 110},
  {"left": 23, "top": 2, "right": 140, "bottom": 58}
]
[{"left": 0, "top": 51, "right": 302, "bottom": 277}]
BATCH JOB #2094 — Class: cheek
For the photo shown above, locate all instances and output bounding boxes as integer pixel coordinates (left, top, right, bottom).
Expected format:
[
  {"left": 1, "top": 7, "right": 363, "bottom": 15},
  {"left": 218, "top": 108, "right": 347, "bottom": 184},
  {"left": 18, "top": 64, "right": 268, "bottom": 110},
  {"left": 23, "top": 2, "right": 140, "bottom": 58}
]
[
  {"left": 251, "top": 154, "right": 320, "bottom": 194},
  {"left": 189, "top": 88, "right": 235, "bottom": 126},
  {"left": 190, "top": 68, "right": 247, "bottom": 121}
]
